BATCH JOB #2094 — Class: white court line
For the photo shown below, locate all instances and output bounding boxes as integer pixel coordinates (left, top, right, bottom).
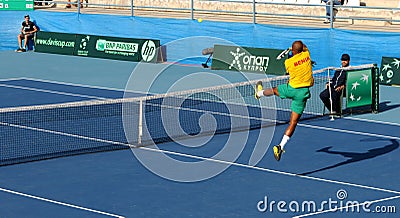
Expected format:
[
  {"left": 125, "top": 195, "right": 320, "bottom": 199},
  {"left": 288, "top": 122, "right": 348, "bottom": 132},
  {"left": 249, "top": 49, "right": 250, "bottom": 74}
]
[
  {"left": 293, "top": 195, "right": 400, "bottom": 218},
  {"left": 344, "top": 116, "right": 400, "bottom": 127},
  {"left": 0, "top": 187, "right": 124, "bottom": 218},
  {"left": 20, "top": 77, "right": 150, "bottom": 95},
  {"left": 0, "top": 84, "right": 108, "bottom": 100},
  {"left": 20, "top": 77, "right": 126, "bottom": 92},
  {"left": 0, "top": 77, "right": 127, "bottom": 93},
  {"left": 299, "top": 123, "right": 400, "bottom": 140},
  {"left": 0, "top": 77, "right": 26, "bottom": 82}
]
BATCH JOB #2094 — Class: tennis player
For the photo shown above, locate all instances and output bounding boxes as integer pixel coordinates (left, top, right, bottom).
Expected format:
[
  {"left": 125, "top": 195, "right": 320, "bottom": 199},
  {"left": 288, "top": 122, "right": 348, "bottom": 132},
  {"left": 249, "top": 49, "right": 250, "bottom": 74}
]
[{"left": 255, "top": 40, "right": 314, "bottom": 161}]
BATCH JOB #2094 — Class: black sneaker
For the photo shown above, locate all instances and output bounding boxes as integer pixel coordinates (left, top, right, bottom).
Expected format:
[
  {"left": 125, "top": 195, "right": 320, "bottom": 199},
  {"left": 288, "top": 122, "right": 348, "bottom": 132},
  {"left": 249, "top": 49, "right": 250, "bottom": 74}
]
[
  {"left": 273, "top": 145, "right": 284, "bottom": 161},
  {"left": 15, "top": 48, "right": 22, "bottom": 52},
  {"left": 21, "top": 48, "right": 27, "bottom": 52}
]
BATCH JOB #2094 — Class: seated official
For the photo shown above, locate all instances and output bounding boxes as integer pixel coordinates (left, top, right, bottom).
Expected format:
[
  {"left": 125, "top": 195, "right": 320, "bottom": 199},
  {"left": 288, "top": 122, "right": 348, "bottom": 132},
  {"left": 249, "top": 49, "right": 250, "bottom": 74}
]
[{"left": 319, "top": 53, "right": 350, "bottom": 114}]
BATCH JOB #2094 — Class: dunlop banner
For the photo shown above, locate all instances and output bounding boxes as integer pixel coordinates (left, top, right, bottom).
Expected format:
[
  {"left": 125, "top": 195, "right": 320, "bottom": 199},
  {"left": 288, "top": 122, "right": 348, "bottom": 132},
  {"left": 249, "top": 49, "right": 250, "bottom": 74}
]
[{"left": 211, "top": 44, "right": 287, "bottom": 75}]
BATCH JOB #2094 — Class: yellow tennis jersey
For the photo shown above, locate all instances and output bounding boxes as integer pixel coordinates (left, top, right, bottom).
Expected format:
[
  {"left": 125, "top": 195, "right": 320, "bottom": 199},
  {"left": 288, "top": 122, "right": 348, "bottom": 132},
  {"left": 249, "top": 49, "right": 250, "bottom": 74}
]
[{"left": 284, "top": 50, "right": 313, "bottom": 88}]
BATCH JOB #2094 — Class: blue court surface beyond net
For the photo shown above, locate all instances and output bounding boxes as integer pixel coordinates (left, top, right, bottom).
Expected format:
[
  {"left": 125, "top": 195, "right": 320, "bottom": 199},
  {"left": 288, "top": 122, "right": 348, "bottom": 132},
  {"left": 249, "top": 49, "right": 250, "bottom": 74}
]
[{"left": 0, "top": 65, "right": 398, "bottom": 218}]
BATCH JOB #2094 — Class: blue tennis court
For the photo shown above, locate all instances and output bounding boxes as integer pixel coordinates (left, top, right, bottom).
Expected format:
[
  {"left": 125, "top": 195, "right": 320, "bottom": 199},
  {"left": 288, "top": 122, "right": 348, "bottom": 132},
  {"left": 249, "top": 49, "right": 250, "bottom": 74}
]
[
  {"left": 1, "top": 11, "right": 400, "bottom": 218},
  {"left": 0, "top": 52, "right": 399, "bottom": 218}
]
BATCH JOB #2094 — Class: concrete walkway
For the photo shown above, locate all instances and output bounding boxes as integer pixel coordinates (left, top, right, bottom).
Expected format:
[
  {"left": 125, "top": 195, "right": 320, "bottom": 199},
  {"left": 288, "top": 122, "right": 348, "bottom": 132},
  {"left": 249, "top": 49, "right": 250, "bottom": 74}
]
[{"left": 37, "top": 4, "right": 400, "bottom": 32}]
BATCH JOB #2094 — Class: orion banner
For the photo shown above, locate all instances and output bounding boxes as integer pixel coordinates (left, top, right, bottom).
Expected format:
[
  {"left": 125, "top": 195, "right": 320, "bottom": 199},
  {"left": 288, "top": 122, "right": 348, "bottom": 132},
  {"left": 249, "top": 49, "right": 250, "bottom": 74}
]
[{"left": 211, "top": 44, "right": 287, "bottom": 75}]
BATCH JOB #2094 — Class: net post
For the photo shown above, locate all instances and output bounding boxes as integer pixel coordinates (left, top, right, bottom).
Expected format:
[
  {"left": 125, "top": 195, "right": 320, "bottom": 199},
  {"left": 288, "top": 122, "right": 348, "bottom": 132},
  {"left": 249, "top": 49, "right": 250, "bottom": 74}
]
[
  {"left": 138, "top": 99, "right": 143, "bottom": 145},
  {"left": 372, "top": 64, "right": 379, "bottom": 113},
  {"left": 327, "top": 68, "right": 335, "bottom": 120}
]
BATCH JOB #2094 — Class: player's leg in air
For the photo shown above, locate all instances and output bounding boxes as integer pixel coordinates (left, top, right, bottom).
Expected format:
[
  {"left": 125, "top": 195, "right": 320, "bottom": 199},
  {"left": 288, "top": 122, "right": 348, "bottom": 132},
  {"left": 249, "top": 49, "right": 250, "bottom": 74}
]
[
  {"left": 255, "top": 81, "right": 308, "bottom": 161},
  {"left": 273, "top": 110, "right": 301, "bottom": 161}
]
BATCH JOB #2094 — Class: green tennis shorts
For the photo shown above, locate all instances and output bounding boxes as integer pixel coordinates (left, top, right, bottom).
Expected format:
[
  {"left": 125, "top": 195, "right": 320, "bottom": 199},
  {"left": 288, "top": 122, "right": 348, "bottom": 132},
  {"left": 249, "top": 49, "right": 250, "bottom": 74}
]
[{"left": 277, "top": 84, "right": 311, "bottom": 115}]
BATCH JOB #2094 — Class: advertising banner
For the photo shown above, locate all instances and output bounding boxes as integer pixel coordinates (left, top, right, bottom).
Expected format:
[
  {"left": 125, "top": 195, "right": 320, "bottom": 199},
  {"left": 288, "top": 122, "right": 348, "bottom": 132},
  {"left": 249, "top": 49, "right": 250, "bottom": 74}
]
[
  {"left": 346, "top": 66, "right": 379, "bottom": 113},
  {"left": 346, "top": 69, "right": 372, "bottom": 108},
  {"left": 0, "top": 0, "right": 33, "bottom": 11},
  {"left": 380, "top": 56, "right": 400, "bottom": 86},
  {"left": 35, "top": 31, "right": 160, "bottom": 63},
  {"left": 74, "top": 34, "right": 160, "bottom": 62},
  {"left": 34, "top": 31, "right": 76, "bottom": 55},
  {"left": 211, "top": 44, "right": 287, "bottom": 75}
]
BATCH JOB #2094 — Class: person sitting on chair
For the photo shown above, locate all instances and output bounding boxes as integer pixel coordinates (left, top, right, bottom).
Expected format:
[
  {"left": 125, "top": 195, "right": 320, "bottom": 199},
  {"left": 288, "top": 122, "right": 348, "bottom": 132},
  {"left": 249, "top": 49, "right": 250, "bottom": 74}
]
[
  {"left": 16, "top": 15, "right": 38, "bottom": 52},
  {"left": 319, "top": 53, "right": 350, "bottom": 115}
]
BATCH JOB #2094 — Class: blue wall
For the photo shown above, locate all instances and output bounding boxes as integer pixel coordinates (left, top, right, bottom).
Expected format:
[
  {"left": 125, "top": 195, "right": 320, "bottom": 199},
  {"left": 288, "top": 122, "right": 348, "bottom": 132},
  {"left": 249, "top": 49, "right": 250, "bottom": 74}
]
[{"left": 1, "top": 10, "right": 399, "bottom": 68}]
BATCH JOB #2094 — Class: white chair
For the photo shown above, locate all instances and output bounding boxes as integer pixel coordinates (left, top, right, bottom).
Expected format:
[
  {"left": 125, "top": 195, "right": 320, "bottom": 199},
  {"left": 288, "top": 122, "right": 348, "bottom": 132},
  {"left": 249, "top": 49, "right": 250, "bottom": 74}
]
[
  {"left": 272, "top": 0, "right": 285, "bottom": 8},
  {"left": 309, "top": 0, "right": 323, "bottom": 5},
  {"left": 345, "top": 0, "right": 360, "bottom": 6},
  {"left": 391, "top": 1, "right": 400, "bottom": 14},
  {"left": 342, "top": 0, "right": 359, "bottom": 13},
  {"left": 296, "top": 0, "right": 309, "bottom": 4},
  {"left": 294, "top": 0, "right": 309, "bottom": 11}
]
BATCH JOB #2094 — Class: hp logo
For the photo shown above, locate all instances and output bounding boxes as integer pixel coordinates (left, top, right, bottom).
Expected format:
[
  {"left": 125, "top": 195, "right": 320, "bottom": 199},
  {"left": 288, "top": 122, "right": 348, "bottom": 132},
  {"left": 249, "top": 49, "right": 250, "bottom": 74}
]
[{"left": 141, "top": 40, "right": 156, "bottom": 62}]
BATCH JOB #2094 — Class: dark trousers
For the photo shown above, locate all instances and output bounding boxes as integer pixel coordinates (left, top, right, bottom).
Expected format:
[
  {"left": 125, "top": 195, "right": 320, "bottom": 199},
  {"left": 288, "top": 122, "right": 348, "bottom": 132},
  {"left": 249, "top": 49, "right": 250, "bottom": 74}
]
[{"left": 319, "top": 88, "right": 343, "bottom": 113}]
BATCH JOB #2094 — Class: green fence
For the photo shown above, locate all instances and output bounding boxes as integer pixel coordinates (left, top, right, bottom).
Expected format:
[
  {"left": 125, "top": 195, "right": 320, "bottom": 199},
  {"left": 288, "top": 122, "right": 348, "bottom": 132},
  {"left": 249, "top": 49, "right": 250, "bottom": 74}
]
[
  {"left": 35, "top": 31, "right": 160, "bottom": 63},
  {"left": 211, "top": 44, "right": 287, "bottom": 75}
]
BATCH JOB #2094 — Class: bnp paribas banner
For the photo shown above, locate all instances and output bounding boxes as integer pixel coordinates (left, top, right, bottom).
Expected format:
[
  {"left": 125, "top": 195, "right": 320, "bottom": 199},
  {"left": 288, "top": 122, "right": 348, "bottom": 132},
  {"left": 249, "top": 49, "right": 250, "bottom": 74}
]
[
  {"left": 35, "top": 31, "right": 160, "bottom": 62},
  {"left": 346, "top": 66, "right": 379, "bottom": 113},
  {"left": 211, "top": 44, "right": 287, "bottom": 75},
  {"left": 379, "top": 56, "right": 400, "bottom": 86},
  {"left": 74, "top": 34, "right": 160, "bottom": 62},
  {"left": 35, "top": 31, "right": 76, "bottom": 55}
]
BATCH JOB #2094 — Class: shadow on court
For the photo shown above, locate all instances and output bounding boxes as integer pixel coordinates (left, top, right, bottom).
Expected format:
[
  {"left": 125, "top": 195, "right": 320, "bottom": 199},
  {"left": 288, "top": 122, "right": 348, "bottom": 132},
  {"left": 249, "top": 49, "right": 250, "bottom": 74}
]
[
  {"left": 378, "top": 101, "right": 400, "bottom": 113},
  {"left": 341, "top": 101, "right": 400, "bottom": 116},
  {"left": 300, "top": 139, "right": 399, "bottom": 176}
]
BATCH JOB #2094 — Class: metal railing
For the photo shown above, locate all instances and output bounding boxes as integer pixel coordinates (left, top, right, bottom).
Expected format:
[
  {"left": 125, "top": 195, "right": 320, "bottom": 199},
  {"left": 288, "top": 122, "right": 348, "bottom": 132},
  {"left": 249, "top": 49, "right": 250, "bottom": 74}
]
[{"left": 33, "top": 0, "right": 400, "bottom": 29}]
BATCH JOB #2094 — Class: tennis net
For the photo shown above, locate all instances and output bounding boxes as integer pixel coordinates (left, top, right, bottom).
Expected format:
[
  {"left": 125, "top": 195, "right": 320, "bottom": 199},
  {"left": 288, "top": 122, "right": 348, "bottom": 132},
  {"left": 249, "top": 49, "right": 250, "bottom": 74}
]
[{"left": 0, "top": 64, "right": 376, "bottom": 166}]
